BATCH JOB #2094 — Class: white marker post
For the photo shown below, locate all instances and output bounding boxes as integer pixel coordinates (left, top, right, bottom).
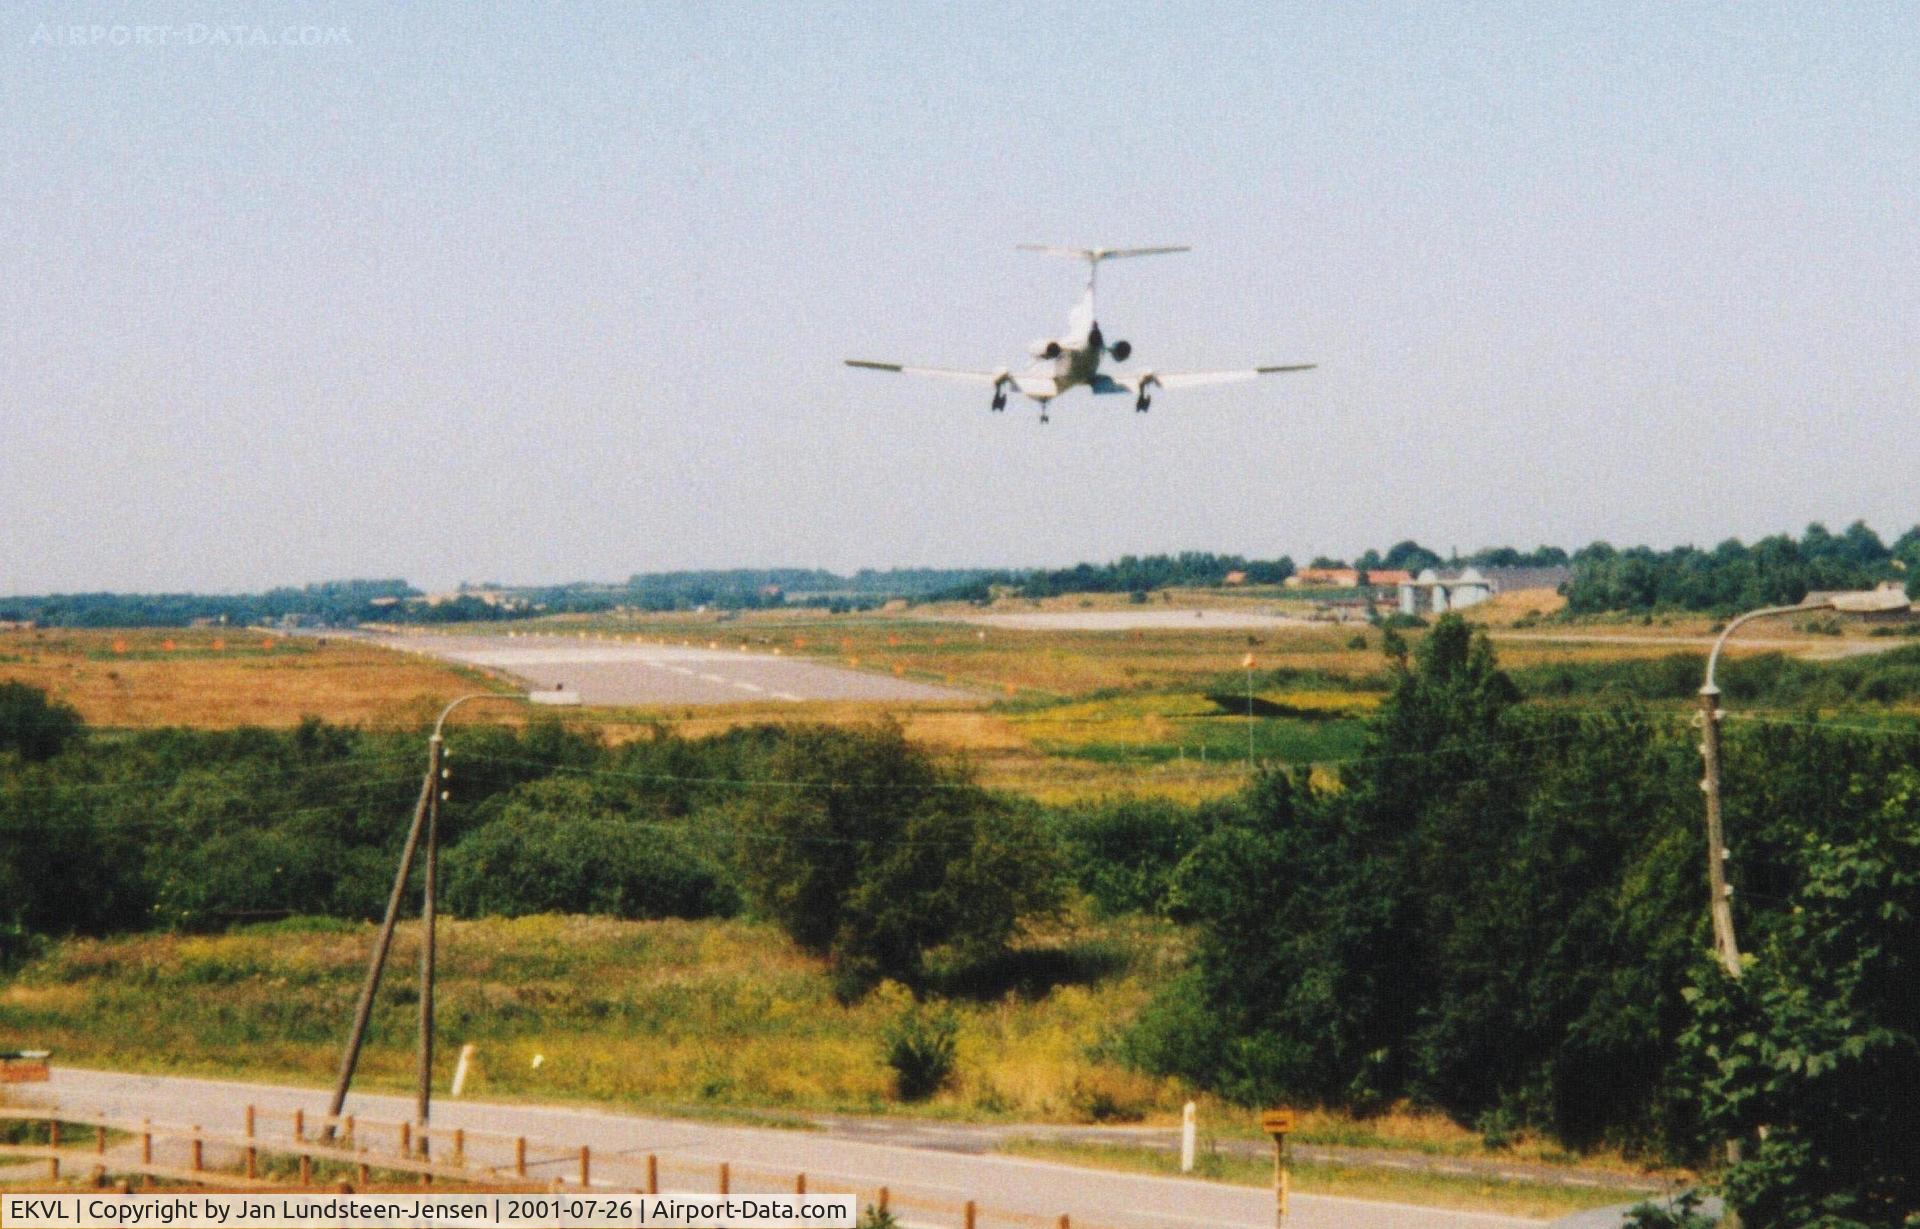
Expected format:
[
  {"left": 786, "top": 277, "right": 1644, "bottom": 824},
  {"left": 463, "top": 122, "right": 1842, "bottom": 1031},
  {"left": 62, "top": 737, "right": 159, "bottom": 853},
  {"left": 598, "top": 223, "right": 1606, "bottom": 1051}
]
[
  {"left": 1180, "top": 1101, "right": 1197, "bottom": 1173},
  {"left": 449, "top": 1044, "right": 476, "bottom": 1098}
]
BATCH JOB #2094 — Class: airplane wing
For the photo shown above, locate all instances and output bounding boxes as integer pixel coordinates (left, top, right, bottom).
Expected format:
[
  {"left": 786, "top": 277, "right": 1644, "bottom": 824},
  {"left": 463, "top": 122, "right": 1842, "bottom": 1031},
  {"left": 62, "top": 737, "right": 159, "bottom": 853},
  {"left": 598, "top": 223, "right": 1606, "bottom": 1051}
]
[
  {"left": 1153, "top": 364, "right": 1316, "bottom": 390},
  {"left": 845, "top": 360, "right": 1005, "bottom": 384}
]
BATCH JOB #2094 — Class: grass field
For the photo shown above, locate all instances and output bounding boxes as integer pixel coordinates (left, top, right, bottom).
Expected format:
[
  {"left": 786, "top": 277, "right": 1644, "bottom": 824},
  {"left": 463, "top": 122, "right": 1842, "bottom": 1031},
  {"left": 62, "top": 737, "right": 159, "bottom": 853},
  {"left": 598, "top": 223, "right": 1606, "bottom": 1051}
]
[
  {"left": 0, "top": 914, "right": 1185, "bottom": 1122},
  {"left": 994, "top": 1138, "right": 1640, "bottom": 1220},
  {"left": 0, "top": 629, "right": 490, "bottom": 729},
  {"left": 0, "top": 914, "right": 1673, "bottom": 1192}
]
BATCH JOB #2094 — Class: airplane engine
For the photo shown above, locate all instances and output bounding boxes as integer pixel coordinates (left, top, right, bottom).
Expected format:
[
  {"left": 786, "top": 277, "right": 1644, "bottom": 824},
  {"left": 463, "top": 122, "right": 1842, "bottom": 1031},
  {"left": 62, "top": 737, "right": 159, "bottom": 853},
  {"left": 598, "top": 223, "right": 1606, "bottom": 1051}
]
[
  {"left": 1109, "top": 340, "right": 1131, "bottom": 362},
  {"left": 1029, "top": 339, "right": 1062, "bottom": 359}
]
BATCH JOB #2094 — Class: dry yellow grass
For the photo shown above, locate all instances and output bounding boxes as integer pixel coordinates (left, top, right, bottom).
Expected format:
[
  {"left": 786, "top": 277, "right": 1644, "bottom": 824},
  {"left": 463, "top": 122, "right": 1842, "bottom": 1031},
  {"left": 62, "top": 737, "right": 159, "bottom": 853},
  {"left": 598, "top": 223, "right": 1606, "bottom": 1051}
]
[{"left": 0, "top": 628, "right": 490, "bottom": 728}]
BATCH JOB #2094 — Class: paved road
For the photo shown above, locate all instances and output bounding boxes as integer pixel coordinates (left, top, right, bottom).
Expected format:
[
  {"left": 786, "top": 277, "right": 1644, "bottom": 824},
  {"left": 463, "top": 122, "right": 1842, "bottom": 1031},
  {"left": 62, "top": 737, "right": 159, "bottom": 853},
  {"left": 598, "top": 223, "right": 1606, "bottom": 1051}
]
[
  {"left": 363, "top": 632, "right": 974, "bottom": 706},
  {"left": 18, "top": 1070, "right": 1542, "bottom": 1229}
]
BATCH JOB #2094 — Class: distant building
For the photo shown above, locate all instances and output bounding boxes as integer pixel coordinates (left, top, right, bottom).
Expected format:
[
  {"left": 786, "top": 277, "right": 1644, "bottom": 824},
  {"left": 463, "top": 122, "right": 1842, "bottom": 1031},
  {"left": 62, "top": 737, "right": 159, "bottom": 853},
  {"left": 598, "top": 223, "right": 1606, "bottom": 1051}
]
[
  {"left": 1399, "top": 565, "right": 1572, "bottom": 615},
  {"left": 1222, "top": 570, "right": 1248, "bottom": 586}
]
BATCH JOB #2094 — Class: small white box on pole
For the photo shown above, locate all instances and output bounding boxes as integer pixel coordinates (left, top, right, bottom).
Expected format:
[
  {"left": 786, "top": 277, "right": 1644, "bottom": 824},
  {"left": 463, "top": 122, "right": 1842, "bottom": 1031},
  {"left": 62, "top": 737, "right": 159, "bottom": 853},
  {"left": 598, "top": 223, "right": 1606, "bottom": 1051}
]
[{"left": 1180, "top": 1100, "right": 1197, "bottom": 1172}]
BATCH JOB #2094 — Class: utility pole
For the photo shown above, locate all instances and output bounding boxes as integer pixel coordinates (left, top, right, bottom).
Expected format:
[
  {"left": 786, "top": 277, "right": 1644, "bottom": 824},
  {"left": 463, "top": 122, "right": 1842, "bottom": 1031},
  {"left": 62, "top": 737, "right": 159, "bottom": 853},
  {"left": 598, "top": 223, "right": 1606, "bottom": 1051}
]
[
  {"left": 325, "top": 689, "right": 578, "bottom": 1143},
  {"left": 1243, "top": 652, "right": 1256, "bottom": 770},
  {"left": 325, "top": 772, "right": 433, "bottom": 1136},
  {"left": 417, "top": 732, "right": 445, "bottom": 1156}
]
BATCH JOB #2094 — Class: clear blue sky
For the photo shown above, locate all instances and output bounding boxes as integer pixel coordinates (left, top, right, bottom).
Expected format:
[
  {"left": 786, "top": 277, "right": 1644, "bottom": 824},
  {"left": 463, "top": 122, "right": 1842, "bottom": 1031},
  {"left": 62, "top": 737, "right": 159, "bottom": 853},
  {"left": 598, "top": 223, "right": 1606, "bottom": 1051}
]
[{"left": 3, "top": 2, "right": 1915, "bottom": 592}]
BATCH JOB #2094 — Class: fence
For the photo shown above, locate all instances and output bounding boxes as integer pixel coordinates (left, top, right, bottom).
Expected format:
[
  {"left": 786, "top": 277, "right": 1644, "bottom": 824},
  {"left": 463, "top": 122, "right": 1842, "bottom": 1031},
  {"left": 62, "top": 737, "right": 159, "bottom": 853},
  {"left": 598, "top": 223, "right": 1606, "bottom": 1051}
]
[{"left": 0, "top": 1106, "right": 1110, "bottom": 1229}]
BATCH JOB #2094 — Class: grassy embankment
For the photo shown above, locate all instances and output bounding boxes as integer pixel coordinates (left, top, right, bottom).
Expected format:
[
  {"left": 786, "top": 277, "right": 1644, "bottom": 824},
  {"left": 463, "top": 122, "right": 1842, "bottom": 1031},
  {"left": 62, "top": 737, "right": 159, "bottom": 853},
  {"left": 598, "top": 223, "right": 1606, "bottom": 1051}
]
[
  {"left": 0, "top": 914, "right": 1672, "bottom": 1204},
  {"left": 0, "top": 628, "right": 488, "bottom": 730},
  {"left": 994, "top": 1138, "right": 1640, "bottom": 1220}
]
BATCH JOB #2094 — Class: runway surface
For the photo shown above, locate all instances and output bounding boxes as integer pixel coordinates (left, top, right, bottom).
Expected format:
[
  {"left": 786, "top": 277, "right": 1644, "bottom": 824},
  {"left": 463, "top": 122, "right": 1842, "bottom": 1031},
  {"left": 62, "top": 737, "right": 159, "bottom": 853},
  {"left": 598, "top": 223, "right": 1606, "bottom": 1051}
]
[{"left": 363, "top": 632, "right": 973, "bottom": 706}]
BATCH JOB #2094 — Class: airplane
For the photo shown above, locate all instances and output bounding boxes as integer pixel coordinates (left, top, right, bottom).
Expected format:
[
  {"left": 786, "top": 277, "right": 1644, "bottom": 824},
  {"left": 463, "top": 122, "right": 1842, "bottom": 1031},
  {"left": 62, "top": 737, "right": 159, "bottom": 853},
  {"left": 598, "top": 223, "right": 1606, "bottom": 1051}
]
[{"left": 845, "top": 245, "right": 1314, "bottom": 423}]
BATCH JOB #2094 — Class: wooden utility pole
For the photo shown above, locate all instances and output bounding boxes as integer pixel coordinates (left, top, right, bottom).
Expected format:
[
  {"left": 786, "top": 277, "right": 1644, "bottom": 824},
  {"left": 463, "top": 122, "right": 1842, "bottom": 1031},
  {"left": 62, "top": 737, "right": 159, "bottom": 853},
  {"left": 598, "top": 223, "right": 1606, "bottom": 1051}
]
[
  {"left": 326, "top": 770, "right": 434, "bottom": 1135},
  {"left": 418, "top": 734, "right": 445, "bottom": 1154}
]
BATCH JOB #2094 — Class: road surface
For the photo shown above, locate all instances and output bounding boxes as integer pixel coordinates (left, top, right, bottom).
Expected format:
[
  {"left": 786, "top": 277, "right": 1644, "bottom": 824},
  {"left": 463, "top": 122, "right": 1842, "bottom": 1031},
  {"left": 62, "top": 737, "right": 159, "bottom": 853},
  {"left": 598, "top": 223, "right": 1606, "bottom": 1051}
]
[
  {"left": 361, "top": 632, "right": 974, "bottom": 706},
  {"left": 17, "top": 1069, "right": 1543, "bottom": 1229}
]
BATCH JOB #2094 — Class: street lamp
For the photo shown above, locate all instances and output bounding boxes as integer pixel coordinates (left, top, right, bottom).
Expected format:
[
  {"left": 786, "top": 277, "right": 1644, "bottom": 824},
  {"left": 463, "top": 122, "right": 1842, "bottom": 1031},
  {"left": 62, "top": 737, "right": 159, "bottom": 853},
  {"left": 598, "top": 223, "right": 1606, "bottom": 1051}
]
[
  {"left": 1697, "top": 591, "right": 1889, "bottom": 977},
  {"left": 325, "top": 688, "right": 580, "bottom": 1147}
]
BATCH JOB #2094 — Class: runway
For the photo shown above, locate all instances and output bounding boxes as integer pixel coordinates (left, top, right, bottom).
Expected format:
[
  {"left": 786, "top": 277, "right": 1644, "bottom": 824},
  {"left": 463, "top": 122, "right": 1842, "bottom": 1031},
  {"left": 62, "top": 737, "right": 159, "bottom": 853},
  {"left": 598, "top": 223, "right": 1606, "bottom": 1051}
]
[{"left": 362, "top": 632, "right": 974, "bottom": 706}]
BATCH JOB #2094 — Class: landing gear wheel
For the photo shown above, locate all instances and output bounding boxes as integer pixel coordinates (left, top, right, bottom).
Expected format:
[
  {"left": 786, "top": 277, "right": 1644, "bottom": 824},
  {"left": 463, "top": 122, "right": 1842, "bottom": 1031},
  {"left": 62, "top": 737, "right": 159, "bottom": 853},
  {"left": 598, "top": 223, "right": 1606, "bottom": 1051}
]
[
  {"left": 991, "top": 393, "right": 1006, "bottom": 413},
  {"left": 1135, "top": 395, "right": 1152, "bottom": 414}
]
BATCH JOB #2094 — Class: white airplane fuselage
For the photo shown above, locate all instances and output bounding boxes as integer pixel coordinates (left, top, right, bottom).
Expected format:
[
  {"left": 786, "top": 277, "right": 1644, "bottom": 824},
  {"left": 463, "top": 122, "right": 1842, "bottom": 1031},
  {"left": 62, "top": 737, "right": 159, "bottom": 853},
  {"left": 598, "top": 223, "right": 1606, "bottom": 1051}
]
[{"left": 843, "top": 244, "right": 1312, "bottom": 423}]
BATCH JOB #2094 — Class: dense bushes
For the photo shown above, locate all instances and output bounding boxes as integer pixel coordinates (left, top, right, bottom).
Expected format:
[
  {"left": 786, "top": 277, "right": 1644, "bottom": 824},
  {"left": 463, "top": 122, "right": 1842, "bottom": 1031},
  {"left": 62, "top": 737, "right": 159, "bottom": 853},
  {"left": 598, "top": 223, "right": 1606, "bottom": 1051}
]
[
  {"left": 1129, "top": 616, "right": 1920, "bottom": 1170},
  {"left": 0, "top": 682, "right": 83, "bottom": 762},
  {"left": 735, "top": 722, "right": 1061, "bottom": 997},
  {"left": 444, "top": 778, "right": 737, "bottom": 920}
]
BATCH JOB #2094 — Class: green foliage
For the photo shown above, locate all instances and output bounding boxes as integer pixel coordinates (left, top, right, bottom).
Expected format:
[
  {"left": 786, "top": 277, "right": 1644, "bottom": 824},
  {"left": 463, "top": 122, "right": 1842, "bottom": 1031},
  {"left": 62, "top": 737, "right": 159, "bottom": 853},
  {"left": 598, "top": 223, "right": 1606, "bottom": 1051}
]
[
  {"left": 442, "top": 777, "right": 738, "bottom": 920},
  {"left": 857, "top": 1205, "right": 901, "bottom": 1229},
  {"left": 1623, "top": 1191, "right": 1717, "bottom": 1228},
  {"left": 882, "top": 1003, "right": 959, "bottom": 1100},
  {"left": 1566, "top": 521, "right": 1912, "bottom": 615},
  {"left": 1053, "top": 798, "right": 1215, "bottom": 916},
  {"left": 1679, "top": 776, "right": 1920, "bottom": 1228},
  {"left": 734, "top": 722, "right": 1062, "bottom": 996},
  {"left": 1131, "top": 613, "right": 1920, "bottom": 1162},
  {"left": 1513, "top": 646, "right": 1920, "bottom": 708},
  {"left": 0, "top": 682, "right": 83, "bottom": 762}
]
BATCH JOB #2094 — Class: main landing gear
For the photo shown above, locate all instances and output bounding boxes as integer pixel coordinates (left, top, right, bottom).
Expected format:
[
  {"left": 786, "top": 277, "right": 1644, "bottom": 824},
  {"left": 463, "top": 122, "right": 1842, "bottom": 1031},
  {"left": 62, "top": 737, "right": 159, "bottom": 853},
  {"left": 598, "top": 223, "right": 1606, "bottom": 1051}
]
[
  {"left": 990, "top": 390, "right": 1007, "bottom": 412},
  {"left": 1135, "top": 393, "right": 1152, "bottom": 413}
]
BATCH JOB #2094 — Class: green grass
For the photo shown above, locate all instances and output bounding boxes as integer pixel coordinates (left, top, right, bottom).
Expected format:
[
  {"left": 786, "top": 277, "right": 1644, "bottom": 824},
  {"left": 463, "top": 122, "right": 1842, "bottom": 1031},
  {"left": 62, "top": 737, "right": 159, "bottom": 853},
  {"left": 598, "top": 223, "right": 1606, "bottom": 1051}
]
[
  {"left": 995, "top": 1138, "right": 1639, "bottom": 1220},
  {"left": 0, "top": 914, "right": 1191, "bottom": 1123}
]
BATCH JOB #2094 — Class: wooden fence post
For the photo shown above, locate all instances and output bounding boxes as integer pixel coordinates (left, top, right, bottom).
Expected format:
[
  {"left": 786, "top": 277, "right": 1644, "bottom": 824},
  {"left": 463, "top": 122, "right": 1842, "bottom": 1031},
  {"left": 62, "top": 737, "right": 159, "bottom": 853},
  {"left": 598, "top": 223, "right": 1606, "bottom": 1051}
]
[
  {"left": 878, "top": 1186, "right": 888, "bottom": 1212},
  {"left": 300, "top": 1156, "right": 312, "bottom": 1186},
  {"left": 514, "top": 1137, "right": 527, "bottom": 1178},
  {"left": 795, "top": 1173, "right": 806, "bottom": 1194},
  {"left": 452, "top": 1128, "right": 465, "bottom": 1167},
  {"left": 718, "top": 1161, "right": 729, "bottom": 1193},
  {"left": 141, "top": 1118, "right": 152, "bottom": 1166},
  {"left": 579, "top": 1146, "right": 590, "bottom": 1188},
  {"left": 399, "top": 1121, "right": 411, "bottom": 1157},
  {"left": 94, "top": 1123, "right": 108, "bottom": 1186},
  {"left": 245, "top": 1104, "right": 258, "bottom": 1179},
  {"left": 964, "top": 1199, "right": 977, "bottom": 1229},
  {"left": 47, "top": 1118, "right": 60, "bottom": 1182},
  {"left": 646, "top": 1154, "right": 658, "bottom": 1194},
  {"left": 293, "top": 1109, "right": 305, "bottom": 1142},
  {"left": 190, "top": 1127, "right": 203, "bottom": 1173}
]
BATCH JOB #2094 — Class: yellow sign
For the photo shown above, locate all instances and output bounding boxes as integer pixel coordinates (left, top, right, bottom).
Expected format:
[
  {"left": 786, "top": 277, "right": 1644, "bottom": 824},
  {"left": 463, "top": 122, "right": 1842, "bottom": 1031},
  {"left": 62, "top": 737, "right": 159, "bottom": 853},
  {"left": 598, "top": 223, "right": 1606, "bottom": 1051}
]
[{"left": 1261, "top": 1109, "right": 1295, "bottom": 1135}]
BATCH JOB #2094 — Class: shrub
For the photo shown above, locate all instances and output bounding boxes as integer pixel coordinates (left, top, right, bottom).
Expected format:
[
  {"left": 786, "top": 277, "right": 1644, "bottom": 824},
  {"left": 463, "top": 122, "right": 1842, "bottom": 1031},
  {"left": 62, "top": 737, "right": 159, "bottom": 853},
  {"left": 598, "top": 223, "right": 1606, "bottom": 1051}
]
[
  {"left": 735, "top": 723, "right": 1061, "bottom": 995},
  {"left": 0, "top": 683, "right": 82, "bottom": 762},
  {"left": 883, "top": 1004, "right": 958, "bottom": 1101},
  {"left": 444, "top": 778, "right": 738, "bottom": 920}
]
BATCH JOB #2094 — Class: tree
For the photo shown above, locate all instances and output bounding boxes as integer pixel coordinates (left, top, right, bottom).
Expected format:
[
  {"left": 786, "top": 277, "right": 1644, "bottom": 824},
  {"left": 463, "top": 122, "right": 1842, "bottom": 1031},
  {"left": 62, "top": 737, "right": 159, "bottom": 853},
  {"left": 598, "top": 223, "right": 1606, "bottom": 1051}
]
[
  {"left": 735, "top": 723, "right": 1060, "bottom": 996},
  {"left": 443, "top": 777, "right": 739, "bottom": 920},
  {"left": 1680, "top": 774, "right": 1920, "bottom": 1228},
  {"left": 0, "top": 683, "right": 83, "bottom": 762}
]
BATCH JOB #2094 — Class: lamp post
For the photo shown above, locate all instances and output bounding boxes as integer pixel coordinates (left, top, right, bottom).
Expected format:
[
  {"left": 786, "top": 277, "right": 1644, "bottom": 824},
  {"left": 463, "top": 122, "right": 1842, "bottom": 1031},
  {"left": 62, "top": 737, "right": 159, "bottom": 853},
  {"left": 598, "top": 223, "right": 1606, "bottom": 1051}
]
[
  {"left": 1697, "top": 594, "right": 1870, "bottom": 1227},
  {"left": 1696, "top": 594, "right": 1883, "bottom": 976},
  {"left": 325, "top": 688, "right": 580, "bottom": 1146}
]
